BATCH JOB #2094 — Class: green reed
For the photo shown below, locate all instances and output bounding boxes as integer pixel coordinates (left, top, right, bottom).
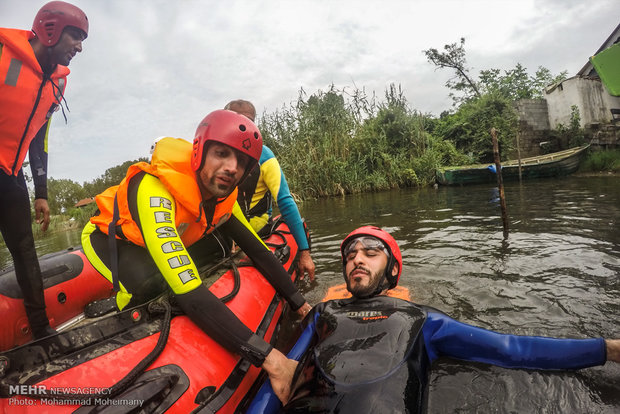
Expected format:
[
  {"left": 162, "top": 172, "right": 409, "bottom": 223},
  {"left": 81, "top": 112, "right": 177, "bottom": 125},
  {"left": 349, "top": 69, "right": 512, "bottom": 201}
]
[
  {"left": 259, "top": 84, "right": 464, "bottom": 199},
  {"left": 581, "top": 149, "right": 620, "bottom": 172}
]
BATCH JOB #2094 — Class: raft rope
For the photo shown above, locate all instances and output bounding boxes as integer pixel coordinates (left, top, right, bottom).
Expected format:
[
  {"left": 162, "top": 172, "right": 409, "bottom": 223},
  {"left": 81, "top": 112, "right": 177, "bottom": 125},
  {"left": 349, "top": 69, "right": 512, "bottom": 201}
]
[
  {"left": 0, "top": 298, "right": 173, "bottom": 403},
  {"left": 217, "top": 218, "right": 291, "bottom": 303},
  {"left": 218, "top": 260, "right": 241, "bottom": 303}
]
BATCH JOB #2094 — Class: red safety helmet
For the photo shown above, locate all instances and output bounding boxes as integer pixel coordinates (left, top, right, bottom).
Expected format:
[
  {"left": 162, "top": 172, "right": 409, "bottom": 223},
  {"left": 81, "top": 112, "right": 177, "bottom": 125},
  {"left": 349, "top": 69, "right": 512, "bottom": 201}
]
[
  {"left": 191, "top": 110, "right": 263, "bottom": 177},
  {"left": 32, "top": 1, "right": 89, "bottom": 47},
  {"left": 340, "top": 226, "right": 402, "bottom": 289}
]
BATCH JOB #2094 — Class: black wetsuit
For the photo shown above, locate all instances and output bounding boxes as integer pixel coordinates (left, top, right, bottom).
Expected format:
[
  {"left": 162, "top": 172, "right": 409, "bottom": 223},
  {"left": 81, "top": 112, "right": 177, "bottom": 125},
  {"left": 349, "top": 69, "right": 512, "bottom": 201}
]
[
  {"left": 0, "top": 125, "right": 50, "bottom": 336},
  {"left": 283, "top": 296, "right": 606, "bottom": 413},
  {"left": 84, "top": 170, "right": 305, "bottom": 366}
]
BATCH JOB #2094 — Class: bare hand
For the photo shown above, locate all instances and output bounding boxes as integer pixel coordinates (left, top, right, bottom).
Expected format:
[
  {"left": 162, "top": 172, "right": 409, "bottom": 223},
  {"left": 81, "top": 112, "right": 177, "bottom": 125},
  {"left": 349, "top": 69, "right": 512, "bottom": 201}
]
[
  {"left": 297, "top": 250, "right": 316, "bottom": 281},
  {"left": 262, "top": 348, "right": 298, "bottom": 404},
  {"left": 295, "top": 302, "right": 312, "bottom": 319},
  {"left": 34, "top": 198, "right": 50, "bottom": 232},
  {"left": 606, "top": 339, "right": 620, "bottom": 363}
]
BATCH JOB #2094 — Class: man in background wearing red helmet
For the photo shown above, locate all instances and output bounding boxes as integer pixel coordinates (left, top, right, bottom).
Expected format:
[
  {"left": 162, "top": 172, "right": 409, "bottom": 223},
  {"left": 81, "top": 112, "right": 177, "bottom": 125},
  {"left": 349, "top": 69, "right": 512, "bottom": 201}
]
[
  {"left": 81, "top": 110, "right": 311, "bottom": 403},
  {"left": 253, "top": 226, "right": 620, "bottom": 412},
  {"left": 0, "top": 1, "right": 88, "bottom": 339}
]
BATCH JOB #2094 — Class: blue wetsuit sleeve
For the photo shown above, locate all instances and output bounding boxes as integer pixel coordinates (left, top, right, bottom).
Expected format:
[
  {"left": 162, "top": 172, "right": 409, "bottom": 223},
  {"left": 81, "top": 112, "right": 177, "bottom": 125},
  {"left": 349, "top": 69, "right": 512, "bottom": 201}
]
[
  {"left": 261, "top": 147, "right": 309, "bottom": 250},
  {"left": 288, "top": 309, "right": 319, "bottom": 359},
  {"left": 29, "top": 120, "right": 50, "bottom": 200},
  {"left": 422, "top": 311, "right": 607, "bottom": 370}
]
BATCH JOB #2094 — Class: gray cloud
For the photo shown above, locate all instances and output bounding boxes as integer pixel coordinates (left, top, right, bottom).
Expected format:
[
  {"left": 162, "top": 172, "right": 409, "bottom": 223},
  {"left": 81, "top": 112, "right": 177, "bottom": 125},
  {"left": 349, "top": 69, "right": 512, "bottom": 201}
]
[{"left": 2, "top": 0, "right": 618, "bottom": 182}]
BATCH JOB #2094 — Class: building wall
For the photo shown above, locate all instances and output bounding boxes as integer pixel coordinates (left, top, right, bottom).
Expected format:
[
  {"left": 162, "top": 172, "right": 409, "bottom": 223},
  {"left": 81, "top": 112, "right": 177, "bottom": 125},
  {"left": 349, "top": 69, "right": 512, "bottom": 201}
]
[
  {"left": 513, "top": 99, "right": 550, "bottom": 157},
  {"left": 545, "top": 77, "right": 620, "bottom": 128},
  {"left": 514, "top": 99, "right": 550, "bottom": 130}
]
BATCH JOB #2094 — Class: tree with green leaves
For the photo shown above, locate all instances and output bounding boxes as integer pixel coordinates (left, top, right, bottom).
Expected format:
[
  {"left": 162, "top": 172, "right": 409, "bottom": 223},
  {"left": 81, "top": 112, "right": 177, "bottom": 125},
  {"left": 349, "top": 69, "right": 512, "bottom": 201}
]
[
  {"left": 424, "top": 38, "right": 567, "bottom": 105},
  {"left": 423, "top": 38, "right": 481, "bottom": 105},
  {"left": 424, "top": 38, "right": 567, "bottom": 163},
  {"left": 433, "top": 93, "right": 518, "bottom": 162},
  {"left": 82, "top": 158, "right": 148, "bottom": 198},
  {"left": 46, "top": 177, "right": 86, "bottom": 215},
  {"left": 479, "top": 64, "right": 567, "bottom": 100}
]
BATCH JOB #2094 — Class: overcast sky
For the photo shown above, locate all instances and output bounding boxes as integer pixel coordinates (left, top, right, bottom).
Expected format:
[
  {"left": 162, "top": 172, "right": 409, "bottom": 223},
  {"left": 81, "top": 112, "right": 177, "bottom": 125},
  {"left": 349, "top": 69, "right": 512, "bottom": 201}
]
[{"left": 2, "top": 0, "right": 619, "bottom": 183}]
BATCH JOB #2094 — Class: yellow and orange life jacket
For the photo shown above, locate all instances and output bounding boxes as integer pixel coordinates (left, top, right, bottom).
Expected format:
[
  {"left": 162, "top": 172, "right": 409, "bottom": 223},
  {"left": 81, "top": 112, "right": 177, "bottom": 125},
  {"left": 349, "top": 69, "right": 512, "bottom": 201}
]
[{"left": 90, "top": 137, "right": 238, "bottom": 247}]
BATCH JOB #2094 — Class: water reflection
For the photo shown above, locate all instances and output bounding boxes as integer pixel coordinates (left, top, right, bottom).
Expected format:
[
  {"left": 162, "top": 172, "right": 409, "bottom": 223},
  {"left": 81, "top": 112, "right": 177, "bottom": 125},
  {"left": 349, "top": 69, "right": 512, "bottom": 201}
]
[{"left": 0, "top": 227, "right": 82, "bottom": 269}]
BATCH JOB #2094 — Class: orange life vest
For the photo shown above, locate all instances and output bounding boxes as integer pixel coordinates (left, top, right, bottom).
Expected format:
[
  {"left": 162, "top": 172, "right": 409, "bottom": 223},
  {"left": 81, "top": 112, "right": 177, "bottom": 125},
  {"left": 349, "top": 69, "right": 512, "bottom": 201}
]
[
  {"left": 90, "top": 137, "right": 238, "bottom": 247},
  {"left": 0, "top": 28, "right": 69, "bottom": 176}
]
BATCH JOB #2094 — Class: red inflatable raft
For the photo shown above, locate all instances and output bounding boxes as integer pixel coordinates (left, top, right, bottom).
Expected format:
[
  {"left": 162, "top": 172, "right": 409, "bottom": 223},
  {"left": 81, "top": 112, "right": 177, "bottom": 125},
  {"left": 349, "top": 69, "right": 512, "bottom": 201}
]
[
  {"left": 0, "top": 248, "right": 113, "bottom": 351},
  {"left": 0, "top": 218, "right": 302, "bottom": 413}
]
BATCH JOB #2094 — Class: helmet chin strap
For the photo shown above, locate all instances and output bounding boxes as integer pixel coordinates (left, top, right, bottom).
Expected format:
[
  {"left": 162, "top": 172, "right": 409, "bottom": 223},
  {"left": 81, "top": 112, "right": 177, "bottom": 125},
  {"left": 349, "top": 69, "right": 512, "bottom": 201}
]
[
  {"left": 368, "top": 273, "right": 390, "bottom": 298},
  {"left": 373, "top": 255, "right": 397, "bottom": 296}
]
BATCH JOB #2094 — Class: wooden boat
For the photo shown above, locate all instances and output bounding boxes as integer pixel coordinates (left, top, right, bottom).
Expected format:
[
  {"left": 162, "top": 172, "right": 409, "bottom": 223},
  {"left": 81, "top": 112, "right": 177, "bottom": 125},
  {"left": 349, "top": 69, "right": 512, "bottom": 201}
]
[
  {"left": 435, "top": 144, "right": 590, "bottom": 186},
  {"left": 0, "top": 217, "right": 303, "bottom": 413}
]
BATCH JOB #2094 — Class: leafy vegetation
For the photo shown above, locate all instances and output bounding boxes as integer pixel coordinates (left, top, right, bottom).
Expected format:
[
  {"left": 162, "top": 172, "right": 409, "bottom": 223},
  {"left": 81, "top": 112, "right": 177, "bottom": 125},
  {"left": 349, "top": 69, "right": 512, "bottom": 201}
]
[
  {"left": 423, "top": 38, "right": 567, "bottom": 105},
  {"left": 554, "top": 105, "right": 586, "bottom": 148},
  {"left": 581, "top": 149, "right": 620, "bottom": 172},
  {"left": 423, "top": 38, "right": 567, "bottom": 162},
  {"left": 259, "top": 84, "right": 461, "bottom": 198},
  {"left": 432, "top": 93, "right": 518, "bottom": 162},
  {"left": 423, "top": 37, "right": 482, "bottom": 104}
]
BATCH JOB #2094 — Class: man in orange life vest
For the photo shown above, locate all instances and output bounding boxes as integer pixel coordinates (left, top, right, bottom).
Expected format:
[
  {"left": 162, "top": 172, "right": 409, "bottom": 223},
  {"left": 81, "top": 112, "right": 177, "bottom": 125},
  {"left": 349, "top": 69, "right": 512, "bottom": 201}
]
[
  {"left": 81, "top": 109, "right": 311, "bottom": 402},
  {"left": 0, "top": 1, "right": 88, "bottom": 339}
]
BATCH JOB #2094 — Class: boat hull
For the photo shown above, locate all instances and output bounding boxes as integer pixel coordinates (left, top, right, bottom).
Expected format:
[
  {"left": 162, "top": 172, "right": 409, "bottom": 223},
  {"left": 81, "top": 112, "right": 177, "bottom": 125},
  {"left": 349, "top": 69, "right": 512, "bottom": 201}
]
[
  {"left": 0, "top": 248, "right": 114, "bottom": 351},
  {"left": 436, "top": 144, "right": 589, "bottom": 186}
]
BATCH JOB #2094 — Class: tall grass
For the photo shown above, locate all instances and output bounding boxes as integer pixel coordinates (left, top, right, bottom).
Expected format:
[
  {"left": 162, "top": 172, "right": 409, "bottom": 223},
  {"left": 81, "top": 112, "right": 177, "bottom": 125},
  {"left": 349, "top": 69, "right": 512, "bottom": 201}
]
[
  {"left": 581, "top": 149, "right": 620, "bottom": 172},
  {"left": 31, "top": 204, "right": 97, "bottom": 237},
  {"left": 259, "top": 84, "right": 466, "bottom": 199}
]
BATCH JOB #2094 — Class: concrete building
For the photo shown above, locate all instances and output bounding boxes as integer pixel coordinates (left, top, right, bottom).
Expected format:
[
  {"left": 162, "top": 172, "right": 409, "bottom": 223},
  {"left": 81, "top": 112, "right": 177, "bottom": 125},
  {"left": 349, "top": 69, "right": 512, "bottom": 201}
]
[{"left": 515, "top": 23, "right": 620, "bottom": 155}]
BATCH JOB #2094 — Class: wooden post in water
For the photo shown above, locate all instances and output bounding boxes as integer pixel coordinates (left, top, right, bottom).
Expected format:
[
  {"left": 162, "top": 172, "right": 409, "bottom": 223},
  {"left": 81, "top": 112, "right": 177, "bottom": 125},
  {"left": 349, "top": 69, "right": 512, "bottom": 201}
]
[
  {"left": 515, "top": 133, "right": 523, "bottom": 182},
  {"left": 491, "top": 128, "right": 509, "bottom": 238}
]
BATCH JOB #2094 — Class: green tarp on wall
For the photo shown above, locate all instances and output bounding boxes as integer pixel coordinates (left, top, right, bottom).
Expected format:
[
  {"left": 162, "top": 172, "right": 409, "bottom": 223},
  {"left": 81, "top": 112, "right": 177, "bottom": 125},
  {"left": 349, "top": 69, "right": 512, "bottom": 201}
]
[{"left": 590, "top": 42, "right": 620, "bottom": 96}]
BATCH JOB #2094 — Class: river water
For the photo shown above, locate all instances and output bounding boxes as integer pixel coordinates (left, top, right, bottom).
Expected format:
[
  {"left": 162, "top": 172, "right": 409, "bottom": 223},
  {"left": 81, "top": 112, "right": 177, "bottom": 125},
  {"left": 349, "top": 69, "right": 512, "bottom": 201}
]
[
  {"left": 1, "top": 175, "right": 619, "bottom": 412},
  {"left": 295, "top": 175, "right": 620, "bottom": 413}
]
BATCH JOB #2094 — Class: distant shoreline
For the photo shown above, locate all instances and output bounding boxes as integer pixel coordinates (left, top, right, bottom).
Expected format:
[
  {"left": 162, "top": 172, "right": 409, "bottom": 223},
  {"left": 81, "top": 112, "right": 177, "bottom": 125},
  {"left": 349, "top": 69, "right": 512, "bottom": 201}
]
[{"left": 573, "top": 171, "right": 619, "bottom": 177}]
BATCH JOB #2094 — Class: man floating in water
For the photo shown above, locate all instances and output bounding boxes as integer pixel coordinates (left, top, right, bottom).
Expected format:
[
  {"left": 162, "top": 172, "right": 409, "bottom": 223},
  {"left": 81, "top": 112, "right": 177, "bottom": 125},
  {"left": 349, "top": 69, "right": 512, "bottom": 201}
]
[{"left": 252, "top": 225, "right": 620, "bottom": 413}]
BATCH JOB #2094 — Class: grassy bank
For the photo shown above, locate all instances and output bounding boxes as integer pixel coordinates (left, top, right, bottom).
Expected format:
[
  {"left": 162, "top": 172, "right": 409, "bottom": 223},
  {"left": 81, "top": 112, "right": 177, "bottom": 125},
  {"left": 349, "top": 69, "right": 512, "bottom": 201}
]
[
  {"left": 31, "top": 204, "right": 97, "bottom": 238},
  {"left": 258, "top": 85, "right": 469, "bottom": 199},
  {"left": 580, "top": 149, "right": 620, "bottom": 173}
]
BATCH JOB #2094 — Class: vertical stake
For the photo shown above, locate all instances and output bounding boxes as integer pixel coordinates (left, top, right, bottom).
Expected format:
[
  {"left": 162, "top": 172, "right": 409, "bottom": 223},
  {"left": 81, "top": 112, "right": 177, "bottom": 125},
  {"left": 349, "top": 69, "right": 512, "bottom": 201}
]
[
  {"left": 516, "top": 132, "right": 523, "bottom": 182},
  {"left": 491, "top": 128, "right": 509, "bottom": 239}
]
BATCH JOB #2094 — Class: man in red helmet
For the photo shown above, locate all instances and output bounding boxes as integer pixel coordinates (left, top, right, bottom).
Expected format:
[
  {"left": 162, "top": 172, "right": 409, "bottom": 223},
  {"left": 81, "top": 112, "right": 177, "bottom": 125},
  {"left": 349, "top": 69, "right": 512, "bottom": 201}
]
[
  {"left": 251, "top": 226, "right": 620, "bottom": 412},
  {"left": 81, "top": 110, "right": 311, "bottom": 403},
  {"left": 0, "top": 1, "right": 88, "bottom": 339}
]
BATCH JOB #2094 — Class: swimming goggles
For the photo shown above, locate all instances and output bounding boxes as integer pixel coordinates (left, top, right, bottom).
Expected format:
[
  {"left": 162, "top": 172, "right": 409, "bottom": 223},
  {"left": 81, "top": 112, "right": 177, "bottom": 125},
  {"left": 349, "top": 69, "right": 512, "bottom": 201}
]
[{"left": 343, "top": 236, "right": 389, "bottom": 257}]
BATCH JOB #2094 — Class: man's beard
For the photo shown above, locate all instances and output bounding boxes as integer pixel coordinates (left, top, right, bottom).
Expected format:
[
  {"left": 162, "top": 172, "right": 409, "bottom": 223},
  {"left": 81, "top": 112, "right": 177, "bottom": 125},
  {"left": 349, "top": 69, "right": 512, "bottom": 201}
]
[
  {"left": 206, "top": 174, "right": 237, "bottom": 198},
  {"left": 346, "top": 266, "right": 384, "bottom": 298}
]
